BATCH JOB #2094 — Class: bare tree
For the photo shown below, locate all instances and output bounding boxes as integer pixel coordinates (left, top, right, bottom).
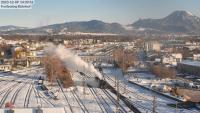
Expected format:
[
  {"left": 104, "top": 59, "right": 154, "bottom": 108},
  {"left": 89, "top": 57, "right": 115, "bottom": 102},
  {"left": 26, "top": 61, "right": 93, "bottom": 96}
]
[
  {"left": 43, "top": 55, "right": 74, "bottom": 88},
  {"left": 150, "top": 64, "right": 176, "bottom": 79},
  {"left": 113, "top": 48, "right": 137, "bottom": 71}
]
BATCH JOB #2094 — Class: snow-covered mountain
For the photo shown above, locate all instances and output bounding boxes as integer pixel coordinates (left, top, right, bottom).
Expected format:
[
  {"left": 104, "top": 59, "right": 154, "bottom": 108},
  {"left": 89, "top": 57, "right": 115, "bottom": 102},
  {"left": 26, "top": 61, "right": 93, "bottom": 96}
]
[
  {"left": 3, "top": 20, "right": 127, "bottom": 35},
  {"left": 1, "top": 11, "right": 200, "bottom": 35},
  {"left": 131, "top": 10, "right": 200, "bottom": 34}
]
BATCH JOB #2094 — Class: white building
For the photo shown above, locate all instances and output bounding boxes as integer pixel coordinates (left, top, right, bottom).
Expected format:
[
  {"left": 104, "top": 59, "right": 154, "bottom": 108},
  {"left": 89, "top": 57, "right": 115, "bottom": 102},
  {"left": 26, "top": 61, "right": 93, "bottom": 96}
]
[
  {"left": 145, "top": 41, "right": 161, "bottom": 52},
  {"left": 193, "top": 54, "right": 200, "bottom": 61},
  {"left": 0, "top": 64, "right": 12, "bottom": 71},
  {"left": 171, "top": 53, "right": 182, "bottom": 62},
  {"left": 162, "top": 53, "right": 182, "bottom": 66}
]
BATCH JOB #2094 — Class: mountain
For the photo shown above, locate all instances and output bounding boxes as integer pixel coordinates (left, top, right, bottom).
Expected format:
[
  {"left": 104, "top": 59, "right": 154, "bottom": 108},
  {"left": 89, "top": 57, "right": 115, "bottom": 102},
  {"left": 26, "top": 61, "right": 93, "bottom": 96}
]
[
  {"left": 4, "top": 20, "right": 127, "bottom": 35},
  {"left": 131, "top": 11, "right": 200, "bottom": 34},
  {"left": 2, "top": 11, "right": 199, "bottom": 35},
  {"left": 0, "top": 25, "right": 27, "bottom": 32}
]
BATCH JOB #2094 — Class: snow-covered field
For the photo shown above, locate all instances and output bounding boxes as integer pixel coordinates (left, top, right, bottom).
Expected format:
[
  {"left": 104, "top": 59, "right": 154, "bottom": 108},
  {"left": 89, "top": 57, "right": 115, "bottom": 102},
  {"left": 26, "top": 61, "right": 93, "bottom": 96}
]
[
  {"left": 102, "top": 67, "right": 200, "bottom": 113},
  {"left": 0, "top": 66, "right": 132, "bottom": 113},
  {"left": 0, "top": 66, "right": 199, "bottom": 113}
]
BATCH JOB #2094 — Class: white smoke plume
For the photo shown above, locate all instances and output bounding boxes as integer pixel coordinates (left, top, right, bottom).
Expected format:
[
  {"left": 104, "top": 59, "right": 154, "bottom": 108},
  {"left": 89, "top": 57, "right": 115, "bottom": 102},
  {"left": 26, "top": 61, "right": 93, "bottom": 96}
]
[{"left": 44, "top": 43, "right": 103, "bottom": 80}]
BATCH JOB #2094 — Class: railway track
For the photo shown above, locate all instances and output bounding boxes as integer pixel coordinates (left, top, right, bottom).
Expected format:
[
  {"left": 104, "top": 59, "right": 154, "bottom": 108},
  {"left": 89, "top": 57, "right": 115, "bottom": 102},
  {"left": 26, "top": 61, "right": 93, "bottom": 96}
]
[
  {"left": 37, "top": 91, "right": 55, "bottom": 107},
  {"left": 104, "top": 72, "right": 200, "bottom": 113},
  {"left": 81, "top": 72, "right": 129, "bottom": 113},
  {"left": 33, "top": 84, "right": 42, "bottom": 107},
  {"left": 33, "top": 75, "right": 43, "bottom": 107},
  {"left": 24, "top": 84, "right": 33, "bottom": 108},
  {"left": 0, "top": 82, "right": 20, "bottom": 108},
  {"left": 98, "top": 94, "right": 114, "bottom": 113},
  {"left": 0, "top": 68, "right": 41, "bottom": 108},
  {"left": 0, "top": 81, "right": 11, "bottom": 89},
  {"left": 56, "top": 79, "right": 74, "bottom": 113},
  {"left": 105, "top": 74, "right": 156, "bottom": 111},
  {"left": 102, "top": 89, "right": 128, "bottom": 113},
  {"left": 0, "top": 67, "right": 50, "bottom": 108},
  {"left": 32, "top": 74, "right": 56, "bottom": 108},
  {"left": 0, "top": 82, "right": 20, "bottom": 95},
  {"left": 105, "top": 75, "right": 153, "bottom": 102},
  {"left": 104, "top": 74, "right": 153, "bottom": 112},
  {"left": 10, "top": 83, "right": 26, "bottom": 104},
  {"left": 71, "top": 90, "right": 89, "bottom": 113},
  {"left": 89, "top": 88, "right": 110, "bottom": 113},
  {"left": 78, "top": 72, "right": 110, "bottom": 113},
  {"left": 124, "top": 95, "right": 153, "bottom": 112}
]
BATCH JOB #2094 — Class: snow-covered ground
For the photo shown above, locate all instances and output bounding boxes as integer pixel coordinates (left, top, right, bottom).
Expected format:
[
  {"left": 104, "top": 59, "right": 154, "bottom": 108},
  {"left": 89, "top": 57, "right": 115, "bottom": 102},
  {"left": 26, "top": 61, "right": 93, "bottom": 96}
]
[
  {"left": 128, "top": 72, "right": 186, "bottom": 101},
  {"left": 0, "top": 66, "right": 132, "bottom": 113},
  {"left": 102, "top": 67, "right": 200, "bottom": 113},
  {"left": 1, "top": 66, "right": 198, "bottom": 113}
]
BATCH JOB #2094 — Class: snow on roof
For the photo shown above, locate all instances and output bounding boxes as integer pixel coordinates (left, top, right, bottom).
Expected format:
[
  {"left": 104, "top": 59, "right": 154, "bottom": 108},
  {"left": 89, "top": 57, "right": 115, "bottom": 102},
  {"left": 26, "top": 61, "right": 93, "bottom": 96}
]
[{"left": 180, "top": 60, "right": 200, "bottom": 67}]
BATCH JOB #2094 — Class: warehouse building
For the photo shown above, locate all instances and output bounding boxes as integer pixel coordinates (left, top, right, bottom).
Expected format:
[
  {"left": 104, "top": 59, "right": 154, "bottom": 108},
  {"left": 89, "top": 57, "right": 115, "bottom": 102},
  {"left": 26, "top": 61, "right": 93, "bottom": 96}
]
[{"left": 177, "top": 60, "right": 200, "bottom": 76}]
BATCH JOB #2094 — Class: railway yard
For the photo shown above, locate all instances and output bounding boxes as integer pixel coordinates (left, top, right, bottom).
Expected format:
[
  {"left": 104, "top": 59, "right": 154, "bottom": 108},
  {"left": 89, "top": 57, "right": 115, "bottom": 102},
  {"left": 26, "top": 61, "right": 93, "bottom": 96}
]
[
  {"left": 0, "top": 66, "right": 199, "bottom": 113},
  {"left": 0, "top": 43, "right": 199, "bottom": 113},
  {"left": 0, "top": 67, "right": 132, "bottom": 113}
]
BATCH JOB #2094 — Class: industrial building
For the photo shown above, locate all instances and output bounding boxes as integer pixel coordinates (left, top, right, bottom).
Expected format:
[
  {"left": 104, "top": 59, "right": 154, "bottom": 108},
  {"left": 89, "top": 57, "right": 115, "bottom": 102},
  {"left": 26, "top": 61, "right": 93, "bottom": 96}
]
[{"left": 177, "top": 60, "right": 200, "bottom": 76}]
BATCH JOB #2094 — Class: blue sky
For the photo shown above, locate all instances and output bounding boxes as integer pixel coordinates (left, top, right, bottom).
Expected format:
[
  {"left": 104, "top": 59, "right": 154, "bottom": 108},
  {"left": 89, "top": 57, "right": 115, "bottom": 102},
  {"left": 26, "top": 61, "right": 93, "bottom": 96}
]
[{"left": 0, "top": 0, "right": 200, "bottom": 27}]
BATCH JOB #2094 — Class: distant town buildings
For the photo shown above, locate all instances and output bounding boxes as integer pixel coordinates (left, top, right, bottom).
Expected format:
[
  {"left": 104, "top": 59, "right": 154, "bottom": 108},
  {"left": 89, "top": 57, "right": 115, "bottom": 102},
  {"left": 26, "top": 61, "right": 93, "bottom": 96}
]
[
  {"left": 0, "top": 37, "right": 45, "bottom": 71},
  {"left": 145, "top": 41, "right": 161, "bottom": 52},
  {"left": 193, "top": 54, "right": 200, "bottom": 61},
  {"left": 0, "top": 64, "right": 12, "bottom": 71},
  {"left": 162, "top": 53, "right": 182, "bottom": 66}
]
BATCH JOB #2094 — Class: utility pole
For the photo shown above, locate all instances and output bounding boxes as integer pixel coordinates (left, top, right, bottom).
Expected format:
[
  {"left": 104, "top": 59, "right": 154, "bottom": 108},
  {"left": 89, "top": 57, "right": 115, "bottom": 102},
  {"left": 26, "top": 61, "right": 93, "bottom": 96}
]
[
  {"left": 122, "top": 49, "right": 126, "bottom": 94},
  {"left": 114, "top": 61, "right": 117, "bottom": 87},
  {"left": 116, "top": 77, "right": 120, "bottom": 113},
  {"left": 113, "top": 56, "right": 116, "bottom": 87},
  {"left": 152, "top": 96, "right": 157, "bottom": 113},
  {"left": 114, "top": 73, "right": 116, "bottom": 87},
  {"left": 83, "top": 77, "right": 86, "bottom": 95},
  {"left": 51, "top": 63, "right": 54, "bottom": 89},
  {"left": 175, "top": 102, "right": 178, "bottom": 113},
  {"left": 83, "top": 66, "right": 86, "bottom": 95}
]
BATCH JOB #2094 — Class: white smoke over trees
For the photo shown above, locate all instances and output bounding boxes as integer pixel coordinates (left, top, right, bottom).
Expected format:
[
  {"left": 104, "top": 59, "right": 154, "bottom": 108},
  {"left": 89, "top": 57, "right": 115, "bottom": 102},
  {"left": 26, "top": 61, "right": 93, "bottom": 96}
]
[
  {"left": 43, "top": 55, "right": 74, "bottom": 88},
  {"left": 44, "top": 43, "right": 103, "bottom": 80}
]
